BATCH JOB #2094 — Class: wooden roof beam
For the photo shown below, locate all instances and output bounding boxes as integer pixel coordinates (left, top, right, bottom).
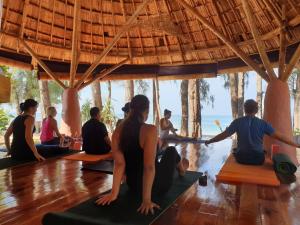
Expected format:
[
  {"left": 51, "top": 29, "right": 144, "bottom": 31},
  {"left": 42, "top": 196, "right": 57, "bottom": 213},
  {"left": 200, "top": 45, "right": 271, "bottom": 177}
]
[
  {"left": 278, "top": 3, "right": 287, "bottom": 79},
  {"left": 175, "top": 0, "right": 270, "bottom": 82},
  {"left": 70, "top": 0, "right": 81, "bottom": 87},
  {"left": 19, "top": 39, "right": 67, "bottom": 89},
  {"left": 74, "top": 0, "right": 151, "bottom": 89},
  {"left": 262, "top": 0, "right": 283, "bottom": 27},
  {"left": 241, "top": 0, "right": 277, "bottom": 80},
  {"left": 79, "top": 57, "right": 129, "bottom": 90},
  {"left": 282, "top": 44, "right": 300, "bottom": 82}
]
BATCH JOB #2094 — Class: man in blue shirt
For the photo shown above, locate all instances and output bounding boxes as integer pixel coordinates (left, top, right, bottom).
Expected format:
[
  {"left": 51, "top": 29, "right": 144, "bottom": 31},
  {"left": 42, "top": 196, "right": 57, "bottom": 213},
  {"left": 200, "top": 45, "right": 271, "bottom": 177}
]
[{"left": 205, "top": 99, "right": 300, "bottom": 165}]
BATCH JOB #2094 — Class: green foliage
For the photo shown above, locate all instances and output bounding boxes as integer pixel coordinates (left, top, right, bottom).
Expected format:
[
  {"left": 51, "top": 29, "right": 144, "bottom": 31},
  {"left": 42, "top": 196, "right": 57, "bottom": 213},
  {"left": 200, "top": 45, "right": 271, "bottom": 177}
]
[
  {"left": 0, "top": 109, "right": 11, "bottom": 133},
  {"left": 48, "top": 80, "right": 63, "bottom": 104},
  {"left": 288, "top": 69, "right": 299, "bottom": 97},
  {"left": 135, "top": 80, "right": 149, "bottom": 94},
  {"left": 199, "top": 79, "right": 214, "bottom": 108},
  {"left": 101, "top": 99, "right": 117, "bottom": 133},
  {"left": 294, "top": 128, "right": 300, "bottom": 136},
  {"left": 81, "top": 99, "right": 92, "bottom": 123}
]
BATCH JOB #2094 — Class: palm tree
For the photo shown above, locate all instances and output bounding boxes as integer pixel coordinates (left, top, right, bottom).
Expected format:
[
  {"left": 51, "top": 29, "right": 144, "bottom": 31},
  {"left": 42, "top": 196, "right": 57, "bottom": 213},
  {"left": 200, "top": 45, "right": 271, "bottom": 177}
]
[
  {"left": 38, "top": 80, "right": 51, "bottom": 117},
  {"left": 91, "top": 82, "right": 103, "bottom": 111},
  {"left": 107, "top": 81, "right": 112, "bottom": 101},
  {"left": 125, "top": 80, "right": 134, "bottom": 102},
  {"left": 288, "top": 69, "right": 300, "bottom": 131},
  {"left": 256, "top": 74, "right": 263, "bottom": 118},
  {"left": 188, "top": 79, "right": 201, "bottom": 138},
  {"left": 224, "top": 72, "right": 246, "bottom": 119},
  {"left": 152, "top": 79, "right": 160, "bottom": 127},
  {"left": 180, "top": 80, "right": 189, "bottom": 136}
]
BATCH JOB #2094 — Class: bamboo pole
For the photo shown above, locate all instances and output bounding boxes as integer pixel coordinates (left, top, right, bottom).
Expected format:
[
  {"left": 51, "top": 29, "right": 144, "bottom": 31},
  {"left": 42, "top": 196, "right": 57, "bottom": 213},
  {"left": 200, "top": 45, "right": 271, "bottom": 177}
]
[
  {"left": 282, "top": 43, "right": 300, "bottom": 82},
  {"left": 175, "top": 0, "right": 270, "bottom": 82},
  {"left": 241, "top": 0, "right": 277, "bottom": 80},
  {"left": 19, "top": 39, "right": 67, "bottom": 89},
  {"left": 74, "top": 0, "right": 152, "bottom": 89},
  {"left": 79, "top": 57, "right": 129, "bottom": 90},
  {"left": 278, "top": 4, "right": 286, "bottom": 79},
  {"left": 70, "top": 0, "right": 81, "bottom": 87}
]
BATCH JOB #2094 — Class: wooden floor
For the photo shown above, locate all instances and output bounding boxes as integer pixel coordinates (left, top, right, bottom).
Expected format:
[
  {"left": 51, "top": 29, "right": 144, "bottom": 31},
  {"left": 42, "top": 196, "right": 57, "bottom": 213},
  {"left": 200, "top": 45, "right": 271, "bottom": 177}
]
[{"left": 1, "top": 139, "right": 300, "bottom": 225}]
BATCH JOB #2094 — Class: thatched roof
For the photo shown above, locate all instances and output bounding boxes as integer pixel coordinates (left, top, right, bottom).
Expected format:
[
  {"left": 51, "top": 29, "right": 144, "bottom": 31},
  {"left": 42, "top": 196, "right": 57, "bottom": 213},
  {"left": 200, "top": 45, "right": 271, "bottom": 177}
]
[{"left": 1, "top": 0, "right": 300, "bottom": 67}]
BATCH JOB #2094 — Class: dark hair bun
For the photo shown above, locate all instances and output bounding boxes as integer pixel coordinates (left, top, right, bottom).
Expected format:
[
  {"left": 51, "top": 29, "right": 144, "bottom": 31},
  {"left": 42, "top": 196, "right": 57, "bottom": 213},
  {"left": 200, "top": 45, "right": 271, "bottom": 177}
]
[
  {"left": 19, "top": 103, "right": 25, "bottom": 112},
  {"left": 130, "top": 95, "right": 149, "bottom": 112},
  {"left": 23, "top": 99, "right": 38, "bottom": 111}
]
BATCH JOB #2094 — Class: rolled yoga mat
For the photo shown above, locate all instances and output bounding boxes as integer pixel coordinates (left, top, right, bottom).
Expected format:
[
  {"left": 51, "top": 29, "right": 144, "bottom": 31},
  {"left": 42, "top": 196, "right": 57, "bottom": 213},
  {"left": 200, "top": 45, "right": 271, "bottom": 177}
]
[
  {"left": 42, "top": 171, "right": 202, "bottom": 225},
  {"left": 0, "top": 147, "right": 79, "bottom": 170},
  {"left": 81, "top": 160, "right": 114, "bottom": 174},
  {"left": 272, "top": 153, "right": 297, "bottom": 175}
]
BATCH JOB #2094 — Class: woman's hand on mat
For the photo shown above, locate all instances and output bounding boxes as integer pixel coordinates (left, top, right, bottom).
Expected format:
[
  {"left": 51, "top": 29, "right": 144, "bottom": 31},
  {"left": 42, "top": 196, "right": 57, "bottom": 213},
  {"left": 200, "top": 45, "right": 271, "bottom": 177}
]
[
  {"left": 137, "top": 201, "right": 160, "bottom": 215},
  {"left": 95, "top": 193, "right": 117, "bottom": 205},
  {"left": 34, "top": 153, "right": 45, "bottom": 161}
]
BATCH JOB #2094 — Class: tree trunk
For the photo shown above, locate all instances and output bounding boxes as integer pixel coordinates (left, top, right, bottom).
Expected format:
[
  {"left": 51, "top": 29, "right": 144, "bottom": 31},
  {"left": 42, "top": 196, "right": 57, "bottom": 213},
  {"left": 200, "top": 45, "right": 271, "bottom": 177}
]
[
  {"left": 294, "top": 74, "right": 300, "bottom": 130},
  {"left": 256, "top": 75, "right": 263, "bottom": 118},
  {"left": 180, "top": 80, "right": 189, "bottom": 136},
  {"left": 91, "top": 82, "right": 102, "bottom": 111},
  {"left": 153, "top": 79, "right": 160, "bottom": 127},
  {"left": 237, "top": 72, "right": 245, "bottom": 117},
  {"left": 188, "top": 79, "right": 201, "bottom": 138},
  {"left": 107, "top": 81, "right": 112, "bottom": 101},
  {"left": 38, "top": 80, "right": 51, "bottom": 117},
  {"left": 229, "top": 73, "right": 239, "bottom": 119},
  {"left": 125, "top": 80, "right": 134, "bottom": 102}
]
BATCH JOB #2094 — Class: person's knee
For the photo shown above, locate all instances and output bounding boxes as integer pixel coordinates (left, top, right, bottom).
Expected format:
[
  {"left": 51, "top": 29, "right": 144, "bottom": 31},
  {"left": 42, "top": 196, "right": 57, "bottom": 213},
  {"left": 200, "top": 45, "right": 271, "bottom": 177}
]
[{"left": 164, "top": 146, "right": 181, "bottom": 163}]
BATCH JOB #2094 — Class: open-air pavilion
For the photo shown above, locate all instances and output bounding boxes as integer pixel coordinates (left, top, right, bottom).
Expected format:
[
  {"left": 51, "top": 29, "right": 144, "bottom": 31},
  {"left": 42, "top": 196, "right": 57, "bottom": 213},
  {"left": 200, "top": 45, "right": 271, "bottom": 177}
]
[{"left": 1, "top": 0, "right": 300, "bottom": 224}]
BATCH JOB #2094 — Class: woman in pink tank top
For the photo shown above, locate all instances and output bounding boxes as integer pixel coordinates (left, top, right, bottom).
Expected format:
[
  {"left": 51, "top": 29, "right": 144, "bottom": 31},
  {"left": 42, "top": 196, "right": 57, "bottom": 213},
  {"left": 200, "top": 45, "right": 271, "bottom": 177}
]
[{"left": 40, "top": 107, "right": 62, "bottom": 145}]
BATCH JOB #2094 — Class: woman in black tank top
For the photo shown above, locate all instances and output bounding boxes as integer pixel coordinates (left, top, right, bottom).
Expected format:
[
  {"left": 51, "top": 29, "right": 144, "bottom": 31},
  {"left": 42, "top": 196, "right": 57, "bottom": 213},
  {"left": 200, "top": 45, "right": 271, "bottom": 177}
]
[
  {"left": 96, "top": 95, "right": 189, "bottom": 215},
  {"left": 4, "top": 99, "right": 45, "bottom": 161}
]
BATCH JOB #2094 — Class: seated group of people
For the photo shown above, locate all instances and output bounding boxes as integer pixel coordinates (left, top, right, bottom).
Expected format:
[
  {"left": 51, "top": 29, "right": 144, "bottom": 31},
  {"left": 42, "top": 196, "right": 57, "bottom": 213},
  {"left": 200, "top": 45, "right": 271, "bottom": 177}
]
[{"left": 3, "top": 95, "right": 300, "bottom": 215}]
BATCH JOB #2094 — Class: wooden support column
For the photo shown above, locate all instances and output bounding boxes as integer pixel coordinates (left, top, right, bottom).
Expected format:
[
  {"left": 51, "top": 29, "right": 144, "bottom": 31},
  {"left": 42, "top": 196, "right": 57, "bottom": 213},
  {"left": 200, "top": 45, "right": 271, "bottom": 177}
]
[
  {"left": 241, "top": 0, "right": 277, "bottom": 80},
  {"left": 70, "top": 0, "right": 81, "bottom": 87},
  {"left": 19, "top": 39, "right": 67, "bottom": 89},
  {"left": 238, "top": 184, "right": 258, "bottom": 225},
  {"left": 74, "top": 0, "right": 152, "bottom": 89},
  {"left": 175, "top": 0, "right": 269, "bottom": 82},
  {"left": 79, "top": 57, "right": 129, "bottom": 90}
]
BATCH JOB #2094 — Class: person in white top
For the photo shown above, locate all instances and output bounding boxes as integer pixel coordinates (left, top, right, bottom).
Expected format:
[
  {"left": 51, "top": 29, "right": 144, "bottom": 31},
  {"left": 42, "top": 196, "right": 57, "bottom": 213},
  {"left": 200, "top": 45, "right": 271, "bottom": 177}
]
[{"left": 159, "top": 109, "right": 178, "bottom": 140}]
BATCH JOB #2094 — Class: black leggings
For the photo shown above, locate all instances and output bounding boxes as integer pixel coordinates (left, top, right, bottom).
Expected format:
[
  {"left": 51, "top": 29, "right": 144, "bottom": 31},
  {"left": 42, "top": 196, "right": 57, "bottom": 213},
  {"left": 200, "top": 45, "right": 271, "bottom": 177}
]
[
  {"left": 41, "top": 137, "right": 60, "bottom": 145},
  {"left": 152, "top": 146, "right": 181, "bottom": 195}
]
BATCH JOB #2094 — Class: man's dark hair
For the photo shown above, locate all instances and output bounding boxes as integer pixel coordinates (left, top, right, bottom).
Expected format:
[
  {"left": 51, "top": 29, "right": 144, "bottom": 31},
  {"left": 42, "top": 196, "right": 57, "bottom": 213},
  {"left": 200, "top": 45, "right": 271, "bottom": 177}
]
[
  {"left": 90, "top": 107, "right": 100, "bottom": 118},
  {"left": 244, "top": 99, "right": 258, "bottom": 114},
  {"left": 164, "top": 109, "right": 171, "bottom": 116}
]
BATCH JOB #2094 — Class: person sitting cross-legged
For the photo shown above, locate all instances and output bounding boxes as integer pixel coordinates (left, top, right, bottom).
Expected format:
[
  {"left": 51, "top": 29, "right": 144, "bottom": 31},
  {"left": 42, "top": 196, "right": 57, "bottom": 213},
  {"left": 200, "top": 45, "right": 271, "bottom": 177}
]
[
  {"left": 82, "top": 107, "right": 111, "bottom": 155},
  {"left": 205, "top": 99, "right": 300, "bottom": 165}
]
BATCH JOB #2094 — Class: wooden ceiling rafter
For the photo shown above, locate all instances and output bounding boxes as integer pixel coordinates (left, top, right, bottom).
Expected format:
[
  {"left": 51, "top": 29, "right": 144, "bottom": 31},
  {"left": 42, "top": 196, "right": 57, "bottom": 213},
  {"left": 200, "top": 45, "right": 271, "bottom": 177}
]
[
  {"left": 176, "top": 0, "right": 270, "bottom": 82},
  {"left": 70, "top": 0, "right": 81, "bottom": 87},
  {"left": 74, "top": 0, "right": 152, "bottom": 89},
  {"left": 19, "top": 39, "right": 66, "bottom": 89},
  {"left": 262, "top": 0, "right": 283, "bottom": 27},
  {"left": 120, "top": 0, "right": 133, "bottom": 61},
  {"left": 278, "top": 3, "right": 287, "bottom": 79},
  {"left": 241, "top": 0, "right": 277, "bottom": 80}
]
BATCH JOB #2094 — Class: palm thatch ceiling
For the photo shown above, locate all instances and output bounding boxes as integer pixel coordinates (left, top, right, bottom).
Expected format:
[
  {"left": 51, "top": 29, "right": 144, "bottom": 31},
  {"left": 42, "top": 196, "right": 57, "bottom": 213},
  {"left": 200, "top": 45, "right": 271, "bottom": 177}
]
[{"left": 1, "top": 0, "right": 300, "bottom": 67}]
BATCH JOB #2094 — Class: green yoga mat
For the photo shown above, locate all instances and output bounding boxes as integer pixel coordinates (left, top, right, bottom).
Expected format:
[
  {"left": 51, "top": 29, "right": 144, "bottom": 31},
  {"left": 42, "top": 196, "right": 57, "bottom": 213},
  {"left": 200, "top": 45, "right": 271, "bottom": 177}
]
[
  {"left": 0, "top": 148, "right": 79, "bottom": 170},
  {"left": 272, "top": 153, "right": 297, "bottom": 175},
  {"left": 272, "top": 153, "right": 297, "bottom": 184},
  {"left": 42, "top": 171, "right": 201, "bottom": 225}
]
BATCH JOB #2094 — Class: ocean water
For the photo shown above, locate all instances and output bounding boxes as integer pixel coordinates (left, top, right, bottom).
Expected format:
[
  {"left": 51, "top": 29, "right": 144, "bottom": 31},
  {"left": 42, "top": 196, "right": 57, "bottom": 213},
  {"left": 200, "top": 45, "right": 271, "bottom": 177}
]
[{"left": 35, "top": 113, "right": 232, "bottom": 136}]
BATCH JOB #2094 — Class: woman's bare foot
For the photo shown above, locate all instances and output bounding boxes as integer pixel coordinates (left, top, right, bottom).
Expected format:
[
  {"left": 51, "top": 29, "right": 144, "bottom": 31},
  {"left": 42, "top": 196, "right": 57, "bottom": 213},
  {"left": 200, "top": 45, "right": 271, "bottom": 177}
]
[{"left": 178, "top": 158, "right": 189, "bottom": 176}]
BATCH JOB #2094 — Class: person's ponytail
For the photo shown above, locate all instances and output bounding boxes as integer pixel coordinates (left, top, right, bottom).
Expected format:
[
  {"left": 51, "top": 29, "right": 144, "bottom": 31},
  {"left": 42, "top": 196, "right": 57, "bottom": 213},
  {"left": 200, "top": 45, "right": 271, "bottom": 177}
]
[{"left": 119, "top": 95, "right": 150, "bottom": 152}]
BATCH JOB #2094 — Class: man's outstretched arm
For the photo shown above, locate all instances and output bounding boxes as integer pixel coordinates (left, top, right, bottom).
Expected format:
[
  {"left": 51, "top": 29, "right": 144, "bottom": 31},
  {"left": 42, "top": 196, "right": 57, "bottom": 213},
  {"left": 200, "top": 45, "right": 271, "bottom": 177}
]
[
  {"left": 205, "top": 131, "right": 231, "bottom": 146},
  {"left": 270, "top": 132, "right": 300, "bottom": 148}
]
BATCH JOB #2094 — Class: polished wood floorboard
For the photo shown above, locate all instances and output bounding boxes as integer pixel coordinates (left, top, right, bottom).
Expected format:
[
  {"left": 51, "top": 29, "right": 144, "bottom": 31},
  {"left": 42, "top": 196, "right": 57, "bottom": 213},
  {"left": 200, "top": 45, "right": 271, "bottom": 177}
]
[{"left": 0, "top": 139, "right": 299, "bottom": 225}]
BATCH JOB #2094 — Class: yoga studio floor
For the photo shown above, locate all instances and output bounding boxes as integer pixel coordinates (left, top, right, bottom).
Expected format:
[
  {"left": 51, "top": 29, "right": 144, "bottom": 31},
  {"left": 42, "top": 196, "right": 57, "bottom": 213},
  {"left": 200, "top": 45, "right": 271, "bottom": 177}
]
[{"left": 1, "top": 139, "right": 300, "bottom": 225}]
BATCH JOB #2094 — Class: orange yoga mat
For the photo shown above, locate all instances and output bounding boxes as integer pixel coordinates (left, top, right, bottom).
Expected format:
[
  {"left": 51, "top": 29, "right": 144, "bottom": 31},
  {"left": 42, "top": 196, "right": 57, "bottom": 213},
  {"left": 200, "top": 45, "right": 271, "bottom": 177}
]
[
  {"left": 216, "top": 155, "right": 280, "bottom": 187},
  {"left": 63, "top": 152, "right": 113, "bottom": 162}
]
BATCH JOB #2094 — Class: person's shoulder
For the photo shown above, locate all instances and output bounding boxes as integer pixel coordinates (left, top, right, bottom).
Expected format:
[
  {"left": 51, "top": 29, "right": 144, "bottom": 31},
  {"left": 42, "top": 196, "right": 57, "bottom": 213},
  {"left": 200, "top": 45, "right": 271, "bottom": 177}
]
[{"left": 141, "top": 124, "right": 157, "bottom": 134}]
